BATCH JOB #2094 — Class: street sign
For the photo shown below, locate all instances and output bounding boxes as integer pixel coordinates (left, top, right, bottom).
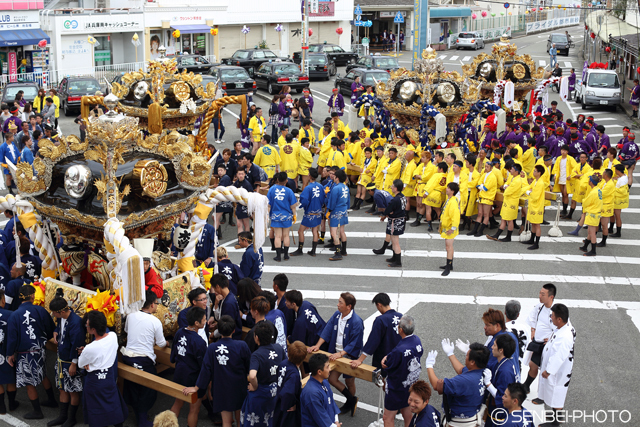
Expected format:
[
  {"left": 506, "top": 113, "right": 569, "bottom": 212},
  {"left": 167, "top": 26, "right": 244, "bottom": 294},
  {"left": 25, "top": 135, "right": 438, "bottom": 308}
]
[
  {"left": 362, "top": 37, "right": 369, "bottom": 46},
  {"left": 354, "top": 20, "right": 365, "bottom": 27},
  {"left": 355, "top": 4, "right": 362, "bottom": 15},
  {"left": 394, "top": 11, "right": 404, "bottom": 23},
  {"left": 356, "top": 14, "right": 361, "bottom": 21},
  {"left": 309, "top": 0, "right": 319, "bottom": 14}
]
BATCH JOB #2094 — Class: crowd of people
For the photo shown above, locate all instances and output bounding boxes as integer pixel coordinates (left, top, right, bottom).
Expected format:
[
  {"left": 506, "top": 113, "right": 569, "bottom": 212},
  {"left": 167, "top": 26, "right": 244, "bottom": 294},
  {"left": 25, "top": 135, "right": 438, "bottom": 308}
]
[
  {"left": 0, "top": 275, "right": 576, "bottom": 427},
  {"left": 0, "top": 69, "right": 634, "bottom": 427},
  {"left": 0, "top": 87, "right": 65, "bottom": 193},
  {"left": 206, "top": 95, "right": 636, "bottom": 275}
]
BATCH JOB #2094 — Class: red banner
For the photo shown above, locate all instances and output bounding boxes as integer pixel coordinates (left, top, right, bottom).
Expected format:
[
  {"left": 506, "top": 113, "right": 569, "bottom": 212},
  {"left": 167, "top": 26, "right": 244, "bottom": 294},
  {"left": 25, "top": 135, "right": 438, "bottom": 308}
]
[
  {"left": 8, "top": 52, "right": 17, "bottom": 83},
  {"left": 309, "top": 1, "right": 334, "bottom": 17}
]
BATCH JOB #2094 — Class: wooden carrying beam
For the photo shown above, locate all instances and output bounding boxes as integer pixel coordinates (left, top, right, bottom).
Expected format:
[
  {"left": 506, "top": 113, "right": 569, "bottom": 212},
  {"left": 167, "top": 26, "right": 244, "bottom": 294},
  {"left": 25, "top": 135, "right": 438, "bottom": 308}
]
[
  {"left": 118, "top": 364, "right": 197, "bottom": 404},
  {"left": 304, "top": 350, "right": 379, "bottom": 383},
  {"left": 154, "top": 345, "right": 174, "bottom": 368}
]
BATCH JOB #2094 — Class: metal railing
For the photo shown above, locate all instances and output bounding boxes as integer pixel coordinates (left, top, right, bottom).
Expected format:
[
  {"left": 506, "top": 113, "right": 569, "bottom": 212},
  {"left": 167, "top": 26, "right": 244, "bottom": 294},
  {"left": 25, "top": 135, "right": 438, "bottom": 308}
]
[
  {"left": 0, "top": 61, "right": 146, "bottom": 91},
  {"left": 0, "top": 57, "right": 217, "bottom": 91}
]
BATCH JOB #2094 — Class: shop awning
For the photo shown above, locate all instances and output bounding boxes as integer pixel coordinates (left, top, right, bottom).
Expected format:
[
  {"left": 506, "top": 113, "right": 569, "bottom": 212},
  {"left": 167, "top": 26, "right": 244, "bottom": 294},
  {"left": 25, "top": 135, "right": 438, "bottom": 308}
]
[
  {"left": 0, "top": 28, "right": 50, "bottom": 47},
  {"left": 171, "top": 24, "right": 212, "bottom": 34},
  {"left": 430, "top": 7, "right": 472, "bottom": 18}
]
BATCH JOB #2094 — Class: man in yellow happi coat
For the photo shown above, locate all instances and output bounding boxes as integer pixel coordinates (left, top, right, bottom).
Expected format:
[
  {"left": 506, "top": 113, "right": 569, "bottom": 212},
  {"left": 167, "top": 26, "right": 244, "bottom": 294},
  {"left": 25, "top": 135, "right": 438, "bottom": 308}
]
[{"left": 487, "top": 164, "right": 524, "bottom": 243}]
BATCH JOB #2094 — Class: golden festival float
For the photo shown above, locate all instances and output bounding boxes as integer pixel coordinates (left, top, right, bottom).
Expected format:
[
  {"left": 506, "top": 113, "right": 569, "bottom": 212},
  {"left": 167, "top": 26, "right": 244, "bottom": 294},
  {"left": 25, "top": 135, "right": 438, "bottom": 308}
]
[
  {"left": 355, "top": 34, "right": 547, "bottom": 162},
  {"left": 0, "top": 55, "right": 268, "bottom": 378}
]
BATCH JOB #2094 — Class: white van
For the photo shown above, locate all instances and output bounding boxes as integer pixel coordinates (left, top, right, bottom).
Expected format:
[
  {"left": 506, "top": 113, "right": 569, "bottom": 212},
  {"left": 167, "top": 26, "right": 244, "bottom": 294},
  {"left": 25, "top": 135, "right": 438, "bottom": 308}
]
[{"left": 575, "top": 69, "right": 622, "bottom": 110}]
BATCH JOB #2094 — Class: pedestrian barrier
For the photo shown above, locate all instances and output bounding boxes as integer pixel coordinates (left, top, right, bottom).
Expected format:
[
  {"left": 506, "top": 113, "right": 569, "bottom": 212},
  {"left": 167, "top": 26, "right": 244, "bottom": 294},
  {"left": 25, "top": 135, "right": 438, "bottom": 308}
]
[{"left": 0, "top": 61, "right": 145, "bottom": 91}]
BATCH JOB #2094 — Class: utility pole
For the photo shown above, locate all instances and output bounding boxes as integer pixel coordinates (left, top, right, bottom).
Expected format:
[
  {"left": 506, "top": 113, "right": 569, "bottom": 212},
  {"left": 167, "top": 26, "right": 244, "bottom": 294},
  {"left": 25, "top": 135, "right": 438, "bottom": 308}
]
[{"left": 302, "top": 0, "right": 310, "bottom": 76}]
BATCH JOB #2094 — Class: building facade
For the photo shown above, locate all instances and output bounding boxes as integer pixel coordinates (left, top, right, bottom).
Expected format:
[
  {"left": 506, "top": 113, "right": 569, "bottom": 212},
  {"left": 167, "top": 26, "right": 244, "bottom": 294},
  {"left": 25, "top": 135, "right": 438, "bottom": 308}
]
[
  {"left": 1, "top": 8, "right": 50, "bottom": 81},
  {"left": 142, "top": 0, "right": 353, "bottom": 63},
  {"left": 40, "top": 9, "right": 145, "bottom": 80}
]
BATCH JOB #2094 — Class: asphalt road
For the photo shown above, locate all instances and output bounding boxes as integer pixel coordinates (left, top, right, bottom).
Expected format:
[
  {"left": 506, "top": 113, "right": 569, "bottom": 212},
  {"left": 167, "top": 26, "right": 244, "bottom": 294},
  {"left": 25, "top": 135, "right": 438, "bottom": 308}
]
[{"left": 3, "top": 25, "right": 640, "bottom": 427}]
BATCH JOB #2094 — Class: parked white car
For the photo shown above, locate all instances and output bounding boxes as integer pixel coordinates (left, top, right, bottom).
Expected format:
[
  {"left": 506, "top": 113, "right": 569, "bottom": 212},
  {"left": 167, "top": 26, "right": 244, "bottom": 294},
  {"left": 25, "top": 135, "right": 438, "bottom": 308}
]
[
  {"left": 455, "top": 32, "right": 485, "bottom": 50},
  {"left": 575, "top": 69, "right": 622, "bottom": 110}
]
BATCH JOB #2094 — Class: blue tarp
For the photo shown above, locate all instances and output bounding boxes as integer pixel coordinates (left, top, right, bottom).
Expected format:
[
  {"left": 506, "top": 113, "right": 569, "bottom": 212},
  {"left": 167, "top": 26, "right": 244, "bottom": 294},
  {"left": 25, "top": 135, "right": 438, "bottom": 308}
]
[{"left": 0, "top": 28, "right": 50, "bottom": 47}]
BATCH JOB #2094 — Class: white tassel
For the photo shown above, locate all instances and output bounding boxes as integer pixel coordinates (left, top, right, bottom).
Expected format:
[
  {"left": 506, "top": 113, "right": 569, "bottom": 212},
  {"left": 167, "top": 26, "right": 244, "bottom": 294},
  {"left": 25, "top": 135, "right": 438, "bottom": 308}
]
[
  {"left": 559, "top": 76, "right": 569, "bottom": 101},
  {"left": 496, "top": 109, "right": 507, "bottom": 137},
  {"left": 504, "top": 81, "right": 515, "bottom": 109},
  {"left": 435, "top": 113, "right": 447, "bottom": 144}
]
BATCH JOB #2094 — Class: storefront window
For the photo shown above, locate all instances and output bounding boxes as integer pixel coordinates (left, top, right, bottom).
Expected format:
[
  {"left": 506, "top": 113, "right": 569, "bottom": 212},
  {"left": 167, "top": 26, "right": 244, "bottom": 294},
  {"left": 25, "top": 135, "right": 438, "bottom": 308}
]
[
  {"left": 193, "top": 33, "right": 206, "bottom": 55},
  {"left": 181, "top": 35, "right": 191, "bottom": 55},
  {"left": 94, "top": 36, "right": 112, "bottom": 66}
]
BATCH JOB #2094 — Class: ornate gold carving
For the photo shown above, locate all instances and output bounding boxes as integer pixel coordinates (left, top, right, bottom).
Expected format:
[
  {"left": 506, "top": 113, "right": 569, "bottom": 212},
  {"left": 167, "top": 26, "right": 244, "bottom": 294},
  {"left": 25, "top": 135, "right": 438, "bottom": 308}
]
[
  {"left": 179, "top": 153, "right": 212, "bottom": 187},
  {"left": 38, "top": 138, "right": 68, "bottom": 161},
  {"left": 513, "top": 63, "right": 526, "bottom": 79},
  {"left": 15, "top": 160, "right": 46, "bottom": 194},
  {"left": 133, "top": 160, "right": 168, "bottom": 198},
  {"left": 33, "top": 157, "right": 46, "bottom": 177},
  {"left": 111, "top": 82, "right": 130, "bottom": 99},
  {"left": 171, "top": 81, "right": 191, "bottom": 102},
  {"left": 65, "top": 134, "right": 88, "bottom": 152},
  {"left": 152, "top": 250, "right": 173, "bottom": 272},
  {"left": 86, "top": 115, "right": 139, "bottom": 148},
  {"left": 138, "top": 134, "right": 159, "bottom": 150}
]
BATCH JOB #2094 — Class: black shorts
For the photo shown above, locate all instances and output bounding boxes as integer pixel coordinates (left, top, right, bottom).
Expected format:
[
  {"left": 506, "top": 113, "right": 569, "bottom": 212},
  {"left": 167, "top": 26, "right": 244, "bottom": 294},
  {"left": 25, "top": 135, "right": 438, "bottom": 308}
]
[
  {"left": 528, "top": 340, "right": 546, "bottom": 366},
  {"left": 621, "top": 158, "right": 637, "bottom": 168},
  {"left": 386, "top": 218, "right": 406, "bottom": 236}
]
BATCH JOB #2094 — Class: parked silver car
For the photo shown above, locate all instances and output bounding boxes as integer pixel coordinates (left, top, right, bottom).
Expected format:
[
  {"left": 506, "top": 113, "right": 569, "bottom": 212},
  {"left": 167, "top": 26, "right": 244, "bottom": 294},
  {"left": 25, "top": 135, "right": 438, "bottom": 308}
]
[{"left": 456, "top": 32, "right": 485, "bottom": 50}]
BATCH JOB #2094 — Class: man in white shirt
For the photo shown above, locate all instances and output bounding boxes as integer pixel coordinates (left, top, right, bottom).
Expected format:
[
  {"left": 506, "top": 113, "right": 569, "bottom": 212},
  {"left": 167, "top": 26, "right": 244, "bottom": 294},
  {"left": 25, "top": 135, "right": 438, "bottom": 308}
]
[
  {"left": 523, "top": 283, "right": 557, "bottom": 398},
  {"left": 538, "top": 304, "right": 576, "bottom": 427},
  {"left": 504, "top": 299, "right": 530, "bottom": 372},
  {"left": 121, "top": 290, "right": 167, "bottom": 427}
]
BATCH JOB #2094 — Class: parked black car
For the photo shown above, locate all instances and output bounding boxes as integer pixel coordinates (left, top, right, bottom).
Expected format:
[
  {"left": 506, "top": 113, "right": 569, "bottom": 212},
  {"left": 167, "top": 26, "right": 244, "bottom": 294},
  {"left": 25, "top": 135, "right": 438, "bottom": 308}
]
[
  {"left": 2, "top": 82, "right": 39, "bottom": 104},
  {"left": 58, "top": 76, "right": 102, "bottom": 116},
  {"left": 293, "top": 43, "right": 358, "bottom": 66},
  {"left": 306, "top": 53, "right": 337, "bottom": 80},
  {"left": 209, "top": 65, "right": 256, "bottom": 95},
  {"left": 346, "top": 55, "right": 400, "bottom": 73},
  {"left": 222, "top": 49, "right": 290, "bottom": 73},
  {"left": 335, "top": 68, "right": 391, "bottom": 97},
  {"left": 253, "top": 62, "right": 309, "bottom": 94},
  {"left": 547, "top": 33, "right": 571, "bottom": 56},
  {"left": 175, "top": 55, "right": 216, "bottom": 74}
]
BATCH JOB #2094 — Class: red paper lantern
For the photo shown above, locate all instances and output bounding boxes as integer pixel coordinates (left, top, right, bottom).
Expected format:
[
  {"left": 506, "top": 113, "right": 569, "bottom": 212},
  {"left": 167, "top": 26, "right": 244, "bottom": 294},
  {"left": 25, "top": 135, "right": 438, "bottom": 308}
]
[
  {"left": 590, "top": 32, "right": 595, "bottom": 39},
  {"left": 37, "top": 39, "right": 47, "bottom": 48},
  {"left": 636, "top": 66, "right": 640, "bottom": 74},
  {"left": 309, "top": 28, "right": 313, "bottom": 36},
  {"left": 585, "top": 25, "right": 588, "bottom": 30},
  {"left": 539, "top": 7, "right": 543, "bottom": 10},
  {"left": 336, "top": 27, "right": 343, "bottom": 35},
  {"left": 605, "top": 46, "right": 611, "bottom": 53}
]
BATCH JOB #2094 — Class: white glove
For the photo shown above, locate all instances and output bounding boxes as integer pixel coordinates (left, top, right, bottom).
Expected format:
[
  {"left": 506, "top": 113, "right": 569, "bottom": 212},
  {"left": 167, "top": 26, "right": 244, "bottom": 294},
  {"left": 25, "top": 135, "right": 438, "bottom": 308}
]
[
  {"left": 424, "top": 191, "right": 429, "bottom": 197},
  {"left": 526, "top": 190, "right": 532, "bottom": 196},
  {"left": 441, "top": 338, "right": 455, "bottom": 357},
  {"left": 483, "top": 368, "right": 492, "bottom": 386},
  {"left": 425, "top": 350, "right": 437, "bottom": 369},
  {"left": 455, "top": 339, "right": 470, "bottom": 354},
  {"left": 503, "top": 184, "right": 509, "bottom": 190}
]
